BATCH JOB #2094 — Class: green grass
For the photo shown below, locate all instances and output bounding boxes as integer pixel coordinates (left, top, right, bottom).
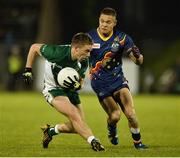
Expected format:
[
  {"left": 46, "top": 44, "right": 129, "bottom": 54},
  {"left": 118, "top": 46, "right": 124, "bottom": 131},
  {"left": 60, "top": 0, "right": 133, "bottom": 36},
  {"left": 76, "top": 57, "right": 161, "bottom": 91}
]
[{"left": 0, "top": 92, "right": 180, "bottom": 157}]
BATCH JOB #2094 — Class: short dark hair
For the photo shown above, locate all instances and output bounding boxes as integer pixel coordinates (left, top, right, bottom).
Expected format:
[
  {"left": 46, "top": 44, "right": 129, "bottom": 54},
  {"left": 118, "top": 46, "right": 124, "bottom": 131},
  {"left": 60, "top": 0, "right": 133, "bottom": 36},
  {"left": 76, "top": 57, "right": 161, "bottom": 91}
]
[
  {"left": 100, "top": 7, "right": 117, "bottom": 17},
  {"left": 71, "top": 32, "right": 93, "bottom": 47}
]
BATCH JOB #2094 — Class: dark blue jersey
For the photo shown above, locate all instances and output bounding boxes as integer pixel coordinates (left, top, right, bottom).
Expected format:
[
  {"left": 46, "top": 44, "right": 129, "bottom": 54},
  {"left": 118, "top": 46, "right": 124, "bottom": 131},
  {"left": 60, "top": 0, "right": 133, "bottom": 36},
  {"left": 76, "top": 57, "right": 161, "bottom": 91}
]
[
  {"left": 88, "top": 29, "right": 135, "bottom": 99},
  {"left": 88, "top": 29, "right": 134, "bottom": 79}
]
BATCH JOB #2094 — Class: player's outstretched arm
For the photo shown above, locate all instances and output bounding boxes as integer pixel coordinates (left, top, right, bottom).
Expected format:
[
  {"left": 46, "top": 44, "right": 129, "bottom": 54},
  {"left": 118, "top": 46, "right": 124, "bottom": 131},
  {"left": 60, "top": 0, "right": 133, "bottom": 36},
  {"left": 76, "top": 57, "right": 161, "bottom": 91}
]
[
  {"left": 22, "top": 43, "right": 43, "bottom": 85},
  {"left": 25, "top": 43, "right": 44, "bottom": 68}
]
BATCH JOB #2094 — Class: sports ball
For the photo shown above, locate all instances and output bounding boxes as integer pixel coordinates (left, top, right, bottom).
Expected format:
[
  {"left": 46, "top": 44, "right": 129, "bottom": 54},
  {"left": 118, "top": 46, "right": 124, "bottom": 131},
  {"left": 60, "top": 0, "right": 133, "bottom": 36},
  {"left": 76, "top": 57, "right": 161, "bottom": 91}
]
[{"left": 57, "top": 67, "right": 79, "bottom": 88}]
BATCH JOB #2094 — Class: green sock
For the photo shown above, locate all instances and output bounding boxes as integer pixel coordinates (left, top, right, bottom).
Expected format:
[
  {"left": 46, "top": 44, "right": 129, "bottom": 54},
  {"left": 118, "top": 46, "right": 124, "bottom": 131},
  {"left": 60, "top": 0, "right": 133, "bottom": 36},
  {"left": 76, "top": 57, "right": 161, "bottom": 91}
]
[{"left": 48, "top": 127, "right": 58, "bottom": 136}]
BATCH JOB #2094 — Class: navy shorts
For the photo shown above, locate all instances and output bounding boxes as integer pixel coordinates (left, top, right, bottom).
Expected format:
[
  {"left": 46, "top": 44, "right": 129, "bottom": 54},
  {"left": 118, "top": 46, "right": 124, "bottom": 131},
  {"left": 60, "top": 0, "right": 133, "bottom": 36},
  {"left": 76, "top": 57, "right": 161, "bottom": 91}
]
[{"left": 91, "top": 75, "right": 129, "bottom": 101}]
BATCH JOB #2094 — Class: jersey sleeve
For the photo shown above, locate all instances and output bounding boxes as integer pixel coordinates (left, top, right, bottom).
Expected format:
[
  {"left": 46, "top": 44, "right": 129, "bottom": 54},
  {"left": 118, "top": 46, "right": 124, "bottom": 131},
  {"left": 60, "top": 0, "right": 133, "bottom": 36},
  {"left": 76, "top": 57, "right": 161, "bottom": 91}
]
[
  {"left": 40, "top": 44, "right": 70, "bottom": 62},
  {"left": 124, "top": 34, "right": 134, "bottom": 52},
  {"left": 78, "top": 59, "right": 89, "bottom": 79}
]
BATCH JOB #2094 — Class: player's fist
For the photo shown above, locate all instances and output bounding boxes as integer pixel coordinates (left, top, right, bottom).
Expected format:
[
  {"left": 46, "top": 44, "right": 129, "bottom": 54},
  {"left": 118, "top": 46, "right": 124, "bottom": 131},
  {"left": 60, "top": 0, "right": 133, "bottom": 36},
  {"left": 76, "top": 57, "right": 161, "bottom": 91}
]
[
  {"left": 132, "top": 46, "right": 141, "bottom": 59},
  {"left": 22, "top": 67, "right": 33, "bottom": 85}
]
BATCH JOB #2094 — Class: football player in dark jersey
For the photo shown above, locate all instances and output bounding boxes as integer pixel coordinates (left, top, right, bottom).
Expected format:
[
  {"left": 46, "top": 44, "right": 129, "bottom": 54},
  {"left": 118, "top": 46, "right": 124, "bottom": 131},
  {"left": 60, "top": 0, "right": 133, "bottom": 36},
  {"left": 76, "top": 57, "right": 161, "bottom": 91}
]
[
  {"left": 88, "top": 7, "right": 147, "bottom": 149},
  {"left": 22, "top": 32, "right": 105, "bottom": 151}
]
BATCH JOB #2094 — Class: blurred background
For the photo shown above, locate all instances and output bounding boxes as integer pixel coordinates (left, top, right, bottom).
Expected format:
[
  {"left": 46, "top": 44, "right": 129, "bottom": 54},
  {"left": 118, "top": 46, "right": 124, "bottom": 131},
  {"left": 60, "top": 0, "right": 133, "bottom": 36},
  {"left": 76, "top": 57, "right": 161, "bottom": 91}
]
[{"left": 0, "top": 0, "right": 180, "bottom": 94}]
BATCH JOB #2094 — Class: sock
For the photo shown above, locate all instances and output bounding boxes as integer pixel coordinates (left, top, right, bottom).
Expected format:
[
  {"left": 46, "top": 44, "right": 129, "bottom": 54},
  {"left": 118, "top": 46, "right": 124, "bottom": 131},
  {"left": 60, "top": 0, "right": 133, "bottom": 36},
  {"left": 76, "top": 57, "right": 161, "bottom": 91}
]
[
  {"left": 108, "top": 122, "right": 117, "bottom": 128},
  {"left": 107, "top": 122, "right": 117, "bottom": 132},
  {"left": 54, "top": 124, "right": 60, "bottom": 134},
  {"left": 130, "top": 127, "right": 141, "bottom": 144},
  {"left": 48, "top": 124, "right": 60, "bottom": 136},
  {"left": 87, "top": 136, "right": 95, "bottom": 144}
]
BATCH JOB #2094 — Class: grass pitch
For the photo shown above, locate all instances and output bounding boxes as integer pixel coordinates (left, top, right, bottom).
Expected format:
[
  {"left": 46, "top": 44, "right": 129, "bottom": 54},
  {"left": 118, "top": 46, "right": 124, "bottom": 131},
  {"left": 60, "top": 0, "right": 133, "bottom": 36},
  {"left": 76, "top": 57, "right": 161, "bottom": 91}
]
[{"left": 0, "top": 92, "right": 180, "bottom": 157}]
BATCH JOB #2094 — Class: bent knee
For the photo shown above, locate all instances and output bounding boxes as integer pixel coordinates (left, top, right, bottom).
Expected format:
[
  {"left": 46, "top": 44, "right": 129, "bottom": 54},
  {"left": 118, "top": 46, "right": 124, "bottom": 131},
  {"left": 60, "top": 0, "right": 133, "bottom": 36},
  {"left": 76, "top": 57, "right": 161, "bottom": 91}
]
[{"left": 110, "top": 110, "right": 120, "bottom": 122}]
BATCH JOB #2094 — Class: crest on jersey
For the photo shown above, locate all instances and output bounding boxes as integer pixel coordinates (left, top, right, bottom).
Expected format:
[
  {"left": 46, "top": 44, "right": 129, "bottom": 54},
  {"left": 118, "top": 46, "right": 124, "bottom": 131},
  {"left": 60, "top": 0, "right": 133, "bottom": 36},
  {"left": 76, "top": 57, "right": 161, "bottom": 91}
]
[{"left": 111, "top": 36, "right": 120, "bottom": 52}]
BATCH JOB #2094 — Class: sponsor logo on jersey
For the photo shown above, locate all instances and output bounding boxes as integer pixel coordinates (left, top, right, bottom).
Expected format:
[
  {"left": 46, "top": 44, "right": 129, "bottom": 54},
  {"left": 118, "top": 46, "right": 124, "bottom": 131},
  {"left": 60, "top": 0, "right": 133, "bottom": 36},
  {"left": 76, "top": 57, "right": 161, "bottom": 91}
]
[{"left": 92, "top": 43, "right": 100, "bottom": 49}]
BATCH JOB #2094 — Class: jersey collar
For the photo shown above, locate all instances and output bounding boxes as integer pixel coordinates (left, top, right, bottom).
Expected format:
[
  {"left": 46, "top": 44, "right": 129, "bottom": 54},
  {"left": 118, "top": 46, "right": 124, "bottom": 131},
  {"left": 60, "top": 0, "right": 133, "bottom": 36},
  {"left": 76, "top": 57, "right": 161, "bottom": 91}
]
[{"left": 97, "top": 28, "right": 113, "bottom": 41}]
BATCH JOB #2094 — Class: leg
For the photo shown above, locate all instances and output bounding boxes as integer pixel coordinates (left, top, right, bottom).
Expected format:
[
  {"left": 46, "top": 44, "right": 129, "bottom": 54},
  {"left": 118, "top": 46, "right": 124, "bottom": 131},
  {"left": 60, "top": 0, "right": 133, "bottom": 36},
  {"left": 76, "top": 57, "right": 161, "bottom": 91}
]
[
  {"left": 41, "top": 107, "right": 78, "bottom": 148},
  {"left": 100, "top": 96, "right": 120, "bottom": 145},
  {"left": 46, "top": 96, "right": 104, "bottom": 151},
  {"left": 100, "top": 96, "right": 121, "bottom": 125},
  {"left": 52, "top": 96, "right": 94, "bottom": 139},
  {"left": 54, "top": 103, "right": 85, "bottom": 134},
  {"left": 114, "top": 88, "right": 138, "bottom": 128},
  {"left": 113, "top": 88, "right": 148, "bottom": 149}
]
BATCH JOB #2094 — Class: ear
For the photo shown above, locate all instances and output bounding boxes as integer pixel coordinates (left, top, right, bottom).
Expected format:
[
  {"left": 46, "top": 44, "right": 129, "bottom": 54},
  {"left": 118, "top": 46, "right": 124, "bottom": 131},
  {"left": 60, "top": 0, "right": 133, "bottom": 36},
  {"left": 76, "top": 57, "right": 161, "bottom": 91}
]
[
  {"left": 71, "top": 47, "right": 78, "bottom": 60},
  {"left": 74, "top": 46, "right": 79, "bottom": 52},
  {"left": 73, "top": 47, "right": 80, "bottom": 56}
]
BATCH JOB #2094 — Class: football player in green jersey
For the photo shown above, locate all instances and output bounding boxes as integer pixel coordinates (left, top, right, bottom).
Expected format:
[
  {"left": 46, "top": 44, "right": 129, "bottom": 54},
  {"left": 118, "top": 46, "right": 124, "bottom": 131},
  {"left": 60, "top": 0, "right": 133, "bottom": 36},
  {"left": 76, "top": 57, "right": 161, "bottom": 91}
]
[{"left": 22, "top": 32, "right": 105, "bottom": 151}]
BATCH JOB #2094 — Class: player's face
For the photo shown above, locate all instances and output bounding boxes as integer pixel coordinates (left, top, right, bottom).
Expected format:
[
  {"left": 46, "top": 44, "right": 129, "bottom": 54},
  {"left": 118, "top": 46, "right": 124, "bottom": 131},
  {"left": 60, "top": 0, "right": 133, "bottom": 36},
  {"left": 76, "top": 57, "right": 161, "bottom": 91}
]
[
  {"left": 99, "top": 14, "right": 116, "bottom": 36},
  {"left": 76, "top": 44, "right": 92, "bottom": 61}
]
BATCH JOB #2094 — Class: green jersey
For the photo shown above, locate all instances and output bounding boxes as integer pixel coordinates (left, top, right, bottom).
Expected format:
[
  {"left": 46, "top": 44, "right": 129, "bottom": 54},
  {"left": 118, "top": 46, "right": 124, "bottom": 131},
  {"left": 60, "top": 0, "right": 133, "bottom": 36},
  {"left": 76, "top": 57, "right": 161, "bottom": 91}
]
[{"left": 40, "top": 44, "right": 88, "bottom": 91}]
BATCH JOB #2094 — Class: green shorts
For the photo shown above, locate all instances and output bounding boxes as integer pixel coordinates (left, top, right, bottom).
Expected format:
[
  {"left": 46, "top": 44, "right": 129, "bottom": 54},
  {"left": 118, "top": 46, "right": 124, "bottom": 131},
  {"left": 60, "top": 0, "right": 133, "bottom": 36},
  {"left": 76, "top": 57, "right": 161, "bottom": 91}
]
[{"left": 44, "top": 88, "right": 81, "bottom": 106}]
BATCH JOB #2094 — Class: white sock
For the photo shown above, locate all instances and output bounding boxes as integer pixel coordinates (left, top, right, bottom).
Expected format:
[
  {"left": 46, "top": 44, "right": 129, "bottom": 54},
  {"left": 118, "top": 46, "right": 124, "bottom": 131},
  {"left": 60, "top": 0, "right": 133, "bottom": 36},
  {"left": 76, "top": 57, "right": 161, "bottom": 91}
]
[
  {"left": 54, "top": 124, "right": 60, "bottom": 134},
  {"left": 87, "top": 136, "right": 95, "bottom": 144},
  {"left": 130, "top": 127, "right": 140, "bottom": 134}
]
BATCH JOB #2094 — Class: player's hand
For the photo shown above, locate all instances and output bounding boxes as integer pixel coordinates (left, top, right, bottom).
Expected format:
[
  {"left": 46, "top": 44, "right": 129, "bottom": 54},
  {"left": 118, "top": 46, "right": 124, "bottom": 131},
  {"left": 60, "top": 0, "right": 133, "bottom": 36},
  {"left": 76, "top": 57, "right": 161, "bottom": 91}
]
[
  {"left": 63, "top": 76, "right": 81, "bottom": 91},
  {"left": 132, "top": 46, "right": 141, "bottom": 59},
  {"left": 22, "top": 67, "right": 33, "bottom": 85}
]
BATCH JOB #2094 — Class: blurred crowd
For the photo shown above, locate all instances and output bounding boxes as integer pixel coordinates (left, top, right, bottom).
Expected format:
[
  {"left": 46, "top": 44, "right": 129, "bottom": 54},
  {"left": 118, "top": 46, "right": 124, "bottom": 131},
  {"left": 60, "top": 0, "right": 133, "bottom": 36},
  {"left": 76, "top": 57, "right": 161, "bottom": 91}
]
[
  {"left": 158, "top": 58, "right": 180, "bottom": 94},
  {"left": 0, "top": 2, "right": 38, "bottom": 91},
  {"left": 143, "top": 57, "right": 180, "bottom": 94}
]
